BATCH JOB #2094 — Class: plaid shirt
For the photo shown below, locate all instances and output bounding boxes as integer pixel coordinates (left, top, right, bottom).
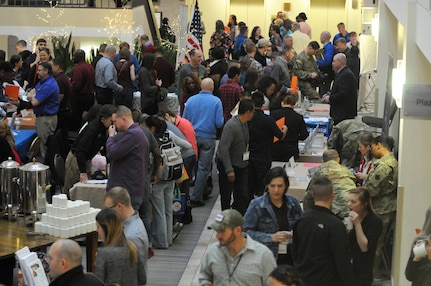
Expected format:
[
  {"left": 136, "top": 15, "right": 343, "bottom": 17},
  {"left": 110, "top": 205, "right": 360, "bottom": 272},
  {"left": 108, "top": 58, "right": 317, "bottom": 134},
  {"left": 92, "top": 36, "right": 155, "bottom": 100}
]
[{"left": 219, "top": 79, "right": 243, "bottom": 123}]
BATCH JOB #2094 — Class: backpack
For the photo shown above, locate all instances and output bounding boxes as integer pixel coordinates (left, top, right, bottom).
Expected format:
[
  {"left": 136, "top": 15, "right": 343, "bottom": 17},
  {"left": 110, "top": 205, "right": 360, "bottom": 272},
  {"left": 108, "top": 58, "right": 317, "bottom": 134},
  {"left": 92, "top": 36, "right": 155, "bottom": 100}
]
[{"left": 158, "top": 132, "right": 183, "bottom": 181}]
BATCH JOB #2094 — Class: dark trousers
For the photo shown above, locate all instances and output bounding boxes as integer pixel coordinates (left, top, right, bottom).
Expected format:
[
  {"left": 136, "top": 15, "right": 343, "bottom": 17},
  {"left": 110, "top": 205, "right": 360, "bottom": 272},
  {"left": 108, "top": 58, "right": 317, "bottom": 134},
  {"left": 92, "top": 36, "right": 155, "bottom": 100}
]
[
  {"left": 56, "top": 107, "right": 72, "bottom": 135},
  {"left": 71, "top": 93, "right": 94, "bottom": 131},
  {"left": 95, "top": 87, "right": 114, "bottom": 105},
  {"left": 248, "top": 156, "right": 272, "bottom": 199},
  {"left": 178, "top": 154, "right": 196, "bottom": 223},
  {"left": 179, "top": 155, "right": 196, "bottom": 197},
  {"left": 114, "top": 88, "right": 134, "bottom": 109},
  {"left": 217, "top": 159, "right": 249, "bottom": 215}
]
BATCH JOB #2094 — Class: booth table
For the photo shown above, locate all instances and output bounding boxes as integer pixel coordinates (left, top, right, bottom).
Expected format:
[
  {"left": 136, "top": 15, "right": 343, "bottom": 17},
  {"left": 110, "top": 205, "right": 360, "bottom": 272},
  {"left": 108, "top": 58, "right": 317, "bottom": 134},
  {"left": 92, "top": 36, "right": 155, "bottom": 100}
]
[
  {"left": 298, "top": 135, "right": 327, "bottom": 163},
  {"left": 271, "top": 161, "right": 321, "bottom": 200},
  {"left": 296, "top": 103, "right": 331, "bottom": 117},
  {"left": 69, "top": 182, "right": 107, "bottom": 210},
  {"left": 13, "top": 129, "right": 37, "bottom": 161},
  {"left": 133, "top": 92, "right": 180, "bottom": 113},
  {"left": 16, "top": 116, "right": 36, "bottom": 130},
  {"left": 0, "top": 219, "right": 98, "bottom": 284}
]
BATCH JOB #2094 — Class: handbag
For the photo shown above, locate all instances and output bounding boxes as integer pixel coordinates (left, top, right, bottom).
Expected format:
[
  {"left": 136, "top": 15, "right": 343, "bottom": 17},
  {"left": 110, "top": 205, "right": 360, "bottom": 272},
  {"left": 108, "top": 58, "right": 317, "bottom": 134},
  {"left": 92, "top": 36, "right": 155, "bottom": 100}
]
[{"left": 173, "top": 186, "right": 186, "bottom": 216}]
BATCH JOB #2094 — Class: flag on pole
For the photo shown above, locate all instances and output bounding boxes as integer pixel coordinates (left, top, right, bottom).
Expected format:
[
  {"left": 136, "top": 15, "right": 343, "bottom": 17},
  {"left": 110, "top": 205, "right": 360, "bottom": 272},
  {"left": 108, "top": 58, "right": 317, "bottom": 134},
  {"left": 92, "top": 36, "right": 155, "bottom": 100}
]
[
  {"left": 176, "top": 0, "right": 204, "bottom": 68},
  {"left": 185, "top": 0, "right": 203, "bottom": 62},
  {"left": 189, "top": 0, "right": 202, "bottom": 49}
]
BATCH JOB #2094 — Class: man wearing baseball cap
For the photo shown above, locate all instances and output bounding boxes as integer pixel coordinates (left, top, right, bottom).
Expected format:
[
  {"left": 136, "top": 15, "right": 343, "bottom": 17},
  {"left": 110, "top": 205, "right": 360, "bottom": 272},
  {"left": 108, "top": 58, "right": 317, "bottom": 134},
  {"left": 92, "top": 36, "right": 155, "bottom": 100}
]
[{"left": 199, "top": 209, "right": 276, "bottom": 285}]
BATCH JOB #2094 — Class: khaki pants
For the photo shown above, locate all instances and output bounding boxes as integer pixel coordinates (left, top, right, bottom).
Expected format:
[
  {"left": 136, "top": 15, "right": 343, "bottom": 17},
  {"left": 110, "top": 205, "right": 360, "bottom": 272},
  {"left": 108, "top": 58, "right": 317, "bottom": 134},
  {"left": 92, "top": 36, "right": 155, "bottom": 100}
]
[
  {"left": 64, "top": 151, "right": 91, "bottom": 194},
  {"left": 35, "top": 115, "right": 57, "bottom": 159}
]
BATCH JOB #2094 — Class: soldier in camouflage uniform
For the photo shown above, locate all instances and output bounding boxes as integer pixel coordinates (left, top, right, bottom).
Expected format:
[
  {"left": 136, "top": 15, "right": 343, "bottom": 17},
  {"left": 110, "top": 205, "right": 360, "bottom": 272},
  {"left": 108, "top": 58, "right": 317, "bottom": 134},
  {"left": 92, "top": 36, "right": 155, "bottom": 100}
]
[
  {"left": 364, "top": 135, "right": 398, "bottom": 279},
  {"left": 303, "top": 149, "right": 356, "bottom": 218},
  {"left": 327, "top": 119, "right": 372, "bottom": 168},
  {"left": 293, "top": 41, "right": 320, "bottom": 100}
]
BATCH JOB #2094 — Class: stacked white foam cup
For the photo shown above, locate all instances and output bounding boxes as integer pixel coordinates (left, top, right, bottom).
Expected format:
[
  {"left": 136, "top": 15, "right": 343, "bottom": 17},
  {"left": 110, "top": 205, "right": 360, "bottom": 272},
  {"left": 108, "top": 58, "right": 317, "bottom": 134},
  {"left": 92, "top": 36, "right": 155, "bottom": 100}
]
[{"left": 34, "top": 194, "right": 101, "bottom": 238}]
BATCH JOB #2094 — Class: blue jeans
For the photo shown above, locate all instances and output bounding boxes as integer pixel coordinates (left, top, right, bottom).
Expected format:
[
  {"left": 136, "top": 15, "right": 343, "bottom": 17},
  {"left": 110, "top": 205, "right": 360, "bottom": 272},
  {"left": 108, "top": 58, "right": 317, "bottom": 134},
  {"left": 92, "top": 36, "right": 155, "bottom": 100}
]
[
  {"left": 217, "top": 159, "right": 249, "bottom": 215},
  {"left": 150, "top": 180, "right": 175, "bottom": 248},
  {"left": 190, "top": 137, "right": 216, "bottom": 201}
]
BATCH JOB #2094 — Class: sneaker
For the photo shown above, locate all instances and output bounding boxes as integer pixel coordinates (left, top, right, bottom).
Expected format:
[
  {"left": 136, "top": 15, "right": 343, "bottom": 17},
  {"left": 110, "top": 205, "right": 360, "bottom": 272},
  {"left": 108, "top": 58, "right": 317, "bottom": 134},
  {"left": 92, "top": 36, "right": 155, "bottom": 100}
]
[{"left": 190, "top": 200, "right": 205, "bottom": 207}]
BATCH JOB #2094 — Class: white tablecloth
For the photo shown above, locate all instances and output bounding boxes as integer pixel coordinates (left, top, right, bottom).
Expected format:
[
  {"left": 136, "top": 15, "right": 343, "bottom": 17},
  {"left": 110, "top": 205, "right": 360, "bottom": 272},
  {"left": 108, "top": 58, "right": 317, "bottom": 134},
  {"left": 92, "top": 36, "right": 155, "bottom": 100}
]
[{"left": 133, "top": 92, "right": 180, "bottom": 114}]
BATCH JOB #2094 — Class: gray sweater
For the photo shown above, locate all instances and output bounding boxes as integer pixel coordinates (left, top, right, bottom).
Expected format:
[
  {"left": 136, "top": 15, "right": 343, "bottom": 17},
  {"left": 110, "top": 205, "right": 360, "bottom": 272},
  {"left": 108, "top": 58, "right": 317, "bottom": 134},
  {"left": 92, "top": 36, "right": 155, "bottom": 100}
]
[
  {"left": 216, "top": 116, "right": 249, "bottom": 172},
  {"left": 95, "top": 244, "right": 145, "bottom": 286}
]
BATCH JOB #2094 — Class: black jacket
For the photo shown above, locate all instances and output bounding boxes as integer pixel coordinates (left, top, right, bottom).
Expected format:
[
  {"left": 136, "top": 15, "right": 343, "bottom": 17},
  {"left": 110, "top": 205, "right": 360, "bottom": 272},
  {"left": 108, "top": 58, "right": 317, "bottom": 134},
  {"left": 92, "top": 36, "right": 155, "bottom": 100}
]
[
  {"left": 271, "top": 107, "right": 309, "bottom": 161},
  {"left": 71, "top": 119, "right": 108, "bottom": 173},
  {"left": 329, "top": 66, "right": 358, "bottom": 123},
  {"left": 292, "top": 205, "right": 353, "bottom": 286},
  {"left": 49, "top": 265, "right": 104, "bottom": 286},
  {"left": 405, "top": 236, "right": 431, "bottom": 286}
]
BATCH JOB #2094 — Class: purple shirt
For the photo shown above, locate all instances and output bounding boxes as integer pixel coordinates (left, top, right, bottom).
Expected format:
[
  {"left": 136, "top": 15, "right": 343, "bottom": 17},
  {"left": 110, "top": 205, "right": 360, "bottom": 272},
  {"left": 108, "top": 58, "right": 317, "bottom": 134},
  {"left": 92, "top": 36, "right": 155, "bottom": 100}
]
[{"left": 106, "top": 123, "right": 149, "bottom": 199}]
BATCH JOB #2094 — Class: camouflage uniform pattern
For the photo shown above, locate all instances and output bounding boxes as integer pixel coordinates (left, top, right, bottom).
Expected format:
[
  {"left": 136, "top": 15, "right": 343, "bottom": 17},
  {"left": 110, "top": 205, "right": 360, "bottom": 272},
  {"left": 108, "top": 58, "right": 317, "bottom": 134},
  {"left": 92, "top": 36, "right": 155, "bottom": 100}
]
[
  {"left": 293, "top": 50, "right": 319, "bottom": 100},
  {"left": 373, "top": 211, "right": 396, "bottom": 278},
  {"left": 364, "top": 152, "right": 398, "bottom": 279},
  {"left": 327, "top": 119, "right": 371, "bottom": 168},
  {"left": 364, "top": 152, "right": 398, "bottom": 215},
  {"left": 303, "top": 160, "right": 357, "bottom": 218}
]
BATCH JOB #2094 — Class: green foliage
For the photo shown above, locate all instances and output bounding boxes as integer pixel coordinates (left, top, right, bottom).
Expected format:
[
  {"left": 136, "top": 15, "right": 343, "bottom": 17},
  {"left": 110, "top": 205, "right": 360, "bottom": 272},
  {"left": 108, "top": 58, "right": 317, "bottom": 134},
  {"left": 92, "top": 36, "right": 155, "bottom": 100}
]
[
  {"left": 156, "top": 40, "right": 178, "bottom": 68},
  {"left": 132, "top": 35, "right": 178, "bottom": 68},
  {"left": 133, "top": 35, "right": 142, "bottom": 64},
  {"left": 51, "top": 32, "right": 75, "bottom": 74},
  {"left": 89, "top": 47, "right": 98, "bottom": 64}
]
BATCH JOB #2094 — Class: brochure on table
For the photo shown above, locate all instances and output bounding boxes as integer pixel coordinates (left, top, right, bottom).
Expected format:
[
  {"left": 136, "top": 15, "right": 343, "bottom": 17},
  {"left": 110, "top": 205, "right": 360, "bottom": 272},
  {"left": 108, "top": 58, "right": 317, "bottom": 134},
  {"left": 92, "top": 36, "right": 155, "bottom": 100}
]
[{"left": 15, "top": 246, "right": 49, "bottom": 286}]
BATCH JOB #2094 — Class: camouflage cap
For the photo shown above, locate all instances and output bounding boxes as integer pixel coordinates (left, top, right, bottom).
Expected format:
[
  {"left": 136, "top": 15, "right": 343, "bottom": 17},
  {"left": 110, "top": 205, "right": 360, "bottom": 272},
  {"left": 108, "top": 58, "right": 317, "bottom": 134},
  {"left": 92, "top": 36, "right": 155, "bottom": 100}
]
[{"left": 207, "top": 209, "right": 244, "bottom": 232}]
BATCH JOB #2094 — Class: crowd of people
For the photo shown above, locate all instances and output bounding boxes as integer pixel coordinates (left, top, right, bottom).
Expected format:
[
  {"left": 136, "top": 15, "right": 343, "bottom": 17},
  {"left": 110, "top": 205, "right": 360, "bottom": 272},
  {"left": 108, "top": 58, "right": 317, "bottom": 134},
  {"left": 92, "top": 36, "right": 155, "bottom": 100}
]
[{"left": 0, "top": 9, "right": 416, "bottom": 286}]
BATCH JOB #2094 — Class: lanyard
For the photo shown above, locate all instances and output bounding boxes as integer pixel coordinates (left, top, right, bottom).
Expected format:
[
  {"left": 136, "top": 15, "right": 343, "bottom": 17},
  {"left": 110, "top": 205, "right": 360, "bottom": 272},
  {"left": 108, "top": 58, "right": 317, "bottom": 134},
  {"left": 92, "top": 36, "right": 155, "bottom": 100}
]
[
  {"left": 224, "top": 253, "right": 243, "bottom": 283},
  {"left": 235, "top": 116, "right": 249, "bottom": 151}
]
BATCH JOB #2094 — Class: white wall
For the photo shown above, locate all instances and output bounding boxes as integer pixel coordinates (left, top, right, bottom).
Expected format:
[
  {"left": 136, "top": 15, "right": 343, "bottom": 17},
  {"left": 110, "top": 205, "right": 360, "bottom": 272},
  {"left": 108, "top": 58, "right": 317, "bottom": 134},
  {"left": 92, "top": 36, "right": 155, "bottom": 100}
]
[{"left": 379, "top": 0, "right": 431, "bottom": 285}]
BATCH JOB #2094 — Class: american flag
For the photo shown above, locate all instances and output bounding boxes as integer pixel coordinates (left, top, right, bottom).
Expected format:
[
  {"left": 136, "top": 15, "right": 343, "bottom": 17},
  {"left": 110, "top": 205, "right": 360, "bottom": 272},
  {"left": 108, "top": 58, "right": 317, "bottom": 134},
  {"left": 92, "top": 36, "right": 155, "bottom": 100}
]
[
  {"left": 189, "top": 0, "right": 202, "bottom": 47},
  {"left": 176, "top": 0, "right": 204, "bottom": 68}
]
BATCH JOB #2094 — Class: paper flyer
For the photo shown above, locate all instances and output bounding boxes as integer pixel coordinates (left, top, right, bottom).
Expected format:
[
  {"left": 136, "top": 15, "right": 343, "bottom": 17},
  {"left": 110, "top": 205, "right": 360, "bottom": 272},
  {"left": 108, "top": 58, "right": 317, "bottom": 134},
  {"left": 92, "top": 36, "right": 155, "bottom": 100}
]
[{"left": 15, "top": 247, "right": 49, "bottom": 286}]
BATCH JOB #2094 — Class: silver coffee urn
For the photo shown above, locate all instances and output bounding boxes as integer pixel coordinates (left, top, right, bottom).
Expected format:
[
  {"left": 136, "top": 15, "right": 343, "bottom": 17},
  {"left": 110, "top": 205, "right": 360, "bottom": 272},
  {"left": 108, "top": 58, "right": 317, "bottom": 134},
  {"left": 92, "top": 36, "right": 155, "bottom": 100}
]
[
  {"left": 0, "top": 157, "right": 21, "bottom": 220},
  {"left": 19, "top": 159, "right": 51, "bottom": 223}
]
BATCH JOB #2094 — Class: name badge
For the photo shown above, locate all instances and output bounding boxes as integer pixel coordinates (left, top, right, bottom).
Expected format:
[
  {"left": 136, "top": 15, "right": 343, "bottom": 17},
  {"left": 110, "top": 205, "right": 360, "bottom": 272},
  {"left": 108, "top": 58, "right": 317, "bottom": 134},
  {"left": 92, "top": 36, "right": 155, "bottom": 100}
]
[
  {"left": 243, "top": 151, "right": 250, "bottom": 161},
  {"left": 278, "top": 241, "right": 288, "bottom": 254}
]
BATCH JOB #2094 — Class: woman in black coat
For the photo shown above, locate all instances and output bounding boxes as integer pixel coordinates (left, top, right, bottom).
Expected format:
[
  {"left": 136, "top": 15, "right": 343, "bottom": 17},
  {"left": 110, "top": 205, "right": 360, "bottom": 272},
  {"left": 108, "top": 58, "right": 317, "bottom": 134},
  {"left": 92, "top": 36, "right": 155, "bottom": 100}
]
[{"left": 138, "top": 53, "right": 162, "bottom": 115}]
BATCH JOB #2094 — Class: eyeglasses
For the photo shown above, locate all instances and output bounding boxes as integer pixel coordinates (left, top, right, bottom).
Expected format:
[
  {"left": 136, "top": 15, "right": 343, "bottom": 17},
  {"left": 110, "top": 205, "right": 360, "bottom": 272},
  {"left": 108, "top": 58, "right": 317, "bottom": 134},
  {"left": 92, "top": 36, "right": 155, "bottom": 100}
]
[
  {"left": 109, "top": 203, "right": 118, "bottom": 209},
  {"left": 108, "top": 202, "right": 123, "bottom": 209}
]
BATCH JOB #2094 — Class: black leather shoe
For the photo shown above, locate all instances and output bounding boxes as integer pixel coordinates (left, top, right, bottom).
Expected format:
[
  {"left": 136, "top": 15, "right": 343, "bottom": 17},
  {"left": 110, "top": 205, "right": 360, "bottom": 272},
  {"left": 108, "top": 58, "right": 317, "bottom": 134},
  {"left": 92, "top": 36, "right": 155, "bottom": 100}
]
[{"left": 190, "top": 200, "right": 205, "bottom": 207}]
